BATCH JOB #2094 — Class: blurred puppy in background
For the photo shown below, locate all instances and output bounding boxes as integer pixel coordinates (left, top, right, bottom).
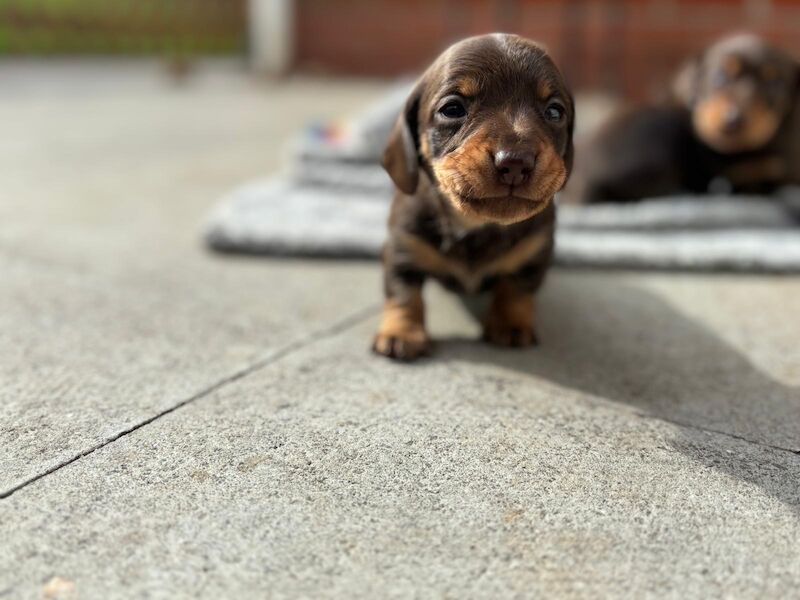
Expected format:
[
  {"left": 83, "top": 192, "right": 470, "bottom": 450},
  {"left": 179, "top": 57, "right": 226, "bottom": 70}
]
[
  {"left": 567, "top": 33, "right": 800, "bottom": 203},
  {"left": 373, "top": 34, "right": 574, "bottom": 361}
]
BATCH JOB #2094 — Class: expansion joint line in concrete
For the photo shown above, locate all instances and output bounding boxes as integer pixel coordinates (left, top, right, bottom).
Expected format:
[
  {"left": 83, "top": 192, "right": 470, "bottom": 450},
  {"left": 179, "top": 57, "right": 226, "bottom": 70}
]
[
  {"left": 0, "top": 303, "right": 381, "bottom": 500},
  {"left": 637, "top": 413, "right": 800, "bottom": 458}
]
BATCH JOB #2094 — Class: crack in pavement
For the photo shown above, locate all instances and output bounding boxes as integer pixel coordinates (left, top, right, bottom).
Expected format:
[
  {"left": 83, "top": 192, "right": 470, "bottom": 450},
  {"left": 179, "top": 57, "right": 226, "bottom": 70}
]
[
  {"left": 636, "top": 412, "right": 800, "bottom": 458},
  {"left": 4, "top": 300, "right": 797, "bottom": 499},
  {"left": 0, "top": 303, "right": 380, "bottom": 500}
]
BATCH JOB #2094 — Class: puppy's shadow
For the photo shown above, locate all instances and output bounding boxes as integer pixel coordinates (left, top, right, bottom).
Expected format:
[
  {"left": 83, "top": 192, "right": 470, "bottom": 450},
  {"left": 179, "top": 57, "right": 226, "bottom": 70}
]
[{"left": 433, "top": 274, "right": 800, "bottom": 511}]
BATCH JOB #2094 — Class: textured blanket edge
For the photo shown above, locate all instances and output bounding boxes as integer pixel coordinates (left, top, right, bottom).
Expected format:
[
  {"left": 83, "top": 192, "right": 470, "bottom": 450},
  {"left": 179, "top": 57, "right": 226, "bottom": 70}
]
[{"left": 205, "top": 178, "right": 800, "bottom": 273}]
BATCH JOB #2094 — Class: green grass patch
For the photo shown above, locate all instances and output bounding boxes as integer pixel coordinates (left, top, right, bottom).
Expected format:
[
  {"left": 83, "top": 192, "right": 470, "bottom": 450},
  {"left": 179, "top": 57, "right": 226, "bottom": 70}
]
[{"left": 0, "top": 0, "right": 246, "bottom": 55}]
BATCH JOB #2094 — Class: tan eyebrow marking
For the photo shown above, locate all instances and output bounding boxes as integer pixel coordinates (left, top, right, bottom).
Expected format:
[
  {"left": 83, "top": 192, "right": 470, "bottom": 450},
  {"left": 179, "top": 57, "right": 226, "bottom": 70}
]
[
  {"left": 724, "top": 55, "right": 742, "bottom": 78},
  {"left": 456, "top": 77, "right": 480, "bottom": 97},
  {"left": 537, "top": 79, "right": 553, "bottom": 100}
]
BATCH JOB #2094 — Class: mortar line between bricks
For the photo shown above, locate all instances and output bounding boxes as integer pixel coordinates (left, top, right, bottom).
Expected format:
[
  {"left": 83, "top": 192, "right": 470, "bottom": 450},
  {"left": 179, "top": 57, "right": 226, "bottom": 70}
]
[{"left": 0, "top": 303, "right": 381, "bottom": 501}]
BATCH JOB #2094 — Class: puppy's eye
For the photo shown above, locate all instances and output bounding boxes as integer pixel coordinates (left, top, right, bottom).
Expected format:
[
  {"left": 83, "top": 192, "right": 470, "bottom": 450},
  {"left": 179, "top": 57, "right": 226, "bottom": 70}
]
[
  {"left": 439, "top": 100, "right": 467, "bottom": 119},
  {"left": 544, "top": 102, "right": 565, "bottom": 122}
]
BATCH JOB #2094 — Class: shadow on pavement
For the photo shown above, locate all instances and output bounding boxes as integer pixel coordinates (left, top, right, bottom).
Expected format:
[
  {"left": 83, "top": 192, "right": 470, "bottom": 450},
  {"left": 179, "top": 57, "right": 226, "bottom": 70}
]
[{"left": 434, "top": 275, "right": 800, "bottom": 512}]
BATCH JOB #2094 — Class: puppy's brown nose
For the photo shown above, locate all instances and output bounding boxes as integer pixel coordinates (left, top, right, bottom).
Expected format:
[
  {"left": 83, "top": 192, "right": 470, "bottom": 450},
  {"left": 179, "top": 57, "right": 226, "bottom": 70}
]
[
  {"left": 721, "top": 106, "right": 744, "bottom": 133},
  {"left": 495, "top": 151, "right": 535, "bottom": 186}
]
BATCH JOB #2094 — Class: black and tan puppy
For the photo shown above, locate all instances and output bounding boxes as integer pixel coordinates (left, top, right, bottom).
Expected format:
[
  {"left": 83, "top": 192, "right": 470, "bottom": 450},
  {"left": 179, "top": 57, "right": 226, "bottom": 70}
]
[
  {"left": 570, "top": 33, "right": 800, "bottom": 203},
  {"left": 372, "top": 34, "right": 574, "bottom": 360},
  {"left": 677, "top": 33, "right": 800, "bottom": 191}
]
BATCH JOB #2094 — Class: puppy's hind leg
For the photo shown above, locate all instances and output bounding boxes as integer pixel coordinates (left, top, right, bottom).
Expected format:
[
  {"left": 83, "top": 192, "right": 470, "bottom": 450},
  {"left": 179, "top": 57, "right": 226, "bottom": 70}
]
[
  {"left": 372, "top": 268, "right": 431, "bottom": 361},
  {"left": 482, "top": 278, "right": 538, "bottom": 348}
]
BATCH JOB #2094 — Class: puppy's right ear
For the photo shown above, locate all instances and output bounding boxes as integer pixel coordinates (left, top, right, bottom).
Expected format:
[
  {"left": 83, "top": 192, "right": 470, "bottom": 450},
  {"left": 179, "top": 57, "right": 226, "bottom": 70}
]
[
  {"left": 383, "top": 83, "right": 423, "bottom": 194},
  {"left": 672, "top": 56, "right": 702, "bottom": 108}
]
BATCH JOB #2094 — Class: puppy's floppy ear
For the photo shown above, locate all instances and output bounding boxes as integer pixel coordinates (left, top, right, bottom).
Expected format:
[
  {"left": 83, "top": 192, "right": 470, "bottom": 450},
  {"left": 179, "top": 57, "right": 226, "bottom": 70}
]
[
  {"left": 383, "top": 81, "right": 424, "bottom": 194},
  {"left": 672, "top": 56, "right": 702, "bottom": 108}
]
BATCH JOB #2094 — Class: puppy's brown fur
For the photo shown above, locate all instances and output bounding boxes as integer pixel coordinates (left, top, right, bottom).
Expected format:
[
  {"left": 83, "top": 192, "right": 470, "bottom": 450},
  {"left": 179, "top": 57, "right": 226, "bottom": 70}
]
[
  {"left": 567, "top": 33, "right": 800, "bottom": 203},
  {"left": 676, "top": 34, "right": 797, "bottom": 158},
  {"left": 373, "top": 34, "right": 574, "bottom": 360}
]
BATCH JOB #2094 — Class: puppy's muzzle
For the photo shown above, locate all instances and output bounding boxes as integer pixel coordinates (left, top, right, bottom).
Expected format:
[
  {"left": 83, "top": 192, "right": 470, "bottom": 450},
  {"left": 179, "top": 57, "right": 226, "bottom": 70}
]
[{"left": 720, "top": 106, "right": 744, "bottom": 134}]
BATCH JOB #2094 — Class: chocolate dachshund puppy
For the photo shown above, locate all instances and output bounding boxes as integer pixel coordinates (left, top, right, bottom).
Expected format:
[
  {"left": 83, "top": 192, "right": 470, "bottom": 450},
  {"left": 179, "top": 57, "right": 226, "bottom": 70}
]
[
  {"left": 373, "top": 34, "right": 575, "bottom": 360},
  {"left": 569, "top": 33, "right": 800, "bottom": 203}
]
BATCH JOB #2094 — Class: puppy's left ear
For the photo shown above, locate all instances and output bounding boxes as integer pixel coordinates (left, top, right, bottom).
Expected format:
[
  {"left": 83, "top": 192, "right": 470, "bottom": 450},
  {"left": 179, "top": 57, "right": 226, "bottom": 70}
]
[{"left": 383, "top": 82, "right": 424, "bottom": 195}]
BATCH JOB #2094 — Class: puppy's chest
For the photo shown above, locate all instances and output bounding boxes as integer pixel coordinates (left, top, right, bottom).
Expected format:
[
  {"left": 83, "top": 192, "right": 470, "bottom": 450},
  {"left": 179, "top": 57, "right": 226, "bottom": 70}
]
[
  {"left": 401, "top": 222, "right": 552, "bottom": 293},
  {"left": 441, "top": 228, "right": 509, "bottom": 264}
]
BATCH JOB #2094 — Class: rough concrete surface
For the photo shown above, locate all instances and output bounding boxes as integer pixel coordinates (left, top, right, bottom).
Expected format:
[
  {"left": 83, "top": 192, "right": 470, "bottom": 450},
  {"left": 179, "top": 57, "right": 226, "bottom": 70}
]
[
  {"left": 1, "top": 61, "right": 799, "bottom": 599},
  {"left": 0, "top": 60, "right": 385, "bottom": 493}
]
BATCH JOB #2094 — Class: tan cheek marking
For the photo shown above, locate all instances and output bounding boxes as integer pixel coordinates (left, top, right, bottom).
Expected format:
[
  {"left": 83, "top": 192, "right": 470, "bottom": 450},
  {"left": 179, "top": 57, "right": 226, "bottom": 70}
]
[
  {"left": 743, "top": 101, "right": 780, "bottom": 147},
  {"left": 432, "top": 132, "right": 495, "bottom": 198},
  {"left": 694, "top": 94, "right": 735, "bottom": 141},
  {"left": 399, "top": 228, "right": 552, "bottom": 292},
  {"left": 529, "top": 143, "right": 568, "bottom": 198},
  {"left": 432, "top": 131, "right": 495, "bottom": 197}
]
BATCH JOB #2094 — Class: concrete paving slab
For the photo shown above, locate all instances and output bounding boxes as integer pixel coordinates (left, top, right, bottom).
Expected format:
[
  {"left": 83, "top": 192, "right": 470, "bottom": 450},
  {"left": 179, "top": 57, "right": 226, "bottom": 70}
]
[
  {"left": 0, "top": 251, "right": 378, "bottom": 494},
  {"left": 0, "top": 62, "right": 389, "bottom": 493},
  {"left": 0, "top": 61, "right": 388, "bottom": 272},
  {"left": 3, "top": 61, "right": 800, "bottom": 599},
  {"left": 1, "top": 299, "right": 799, "bottom": 599},
  {"left": 425, "top": 272, "right": 800, "bottom": 452}
]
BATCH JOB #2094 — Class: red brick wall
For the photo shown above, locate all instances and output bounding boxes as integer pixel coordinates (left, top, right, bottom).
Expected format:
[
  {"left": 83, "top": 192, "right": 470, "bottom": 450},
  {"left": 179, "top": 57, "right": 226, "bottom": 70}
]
[{"left": 295, "top": 0, "right": 800, "bottom": 98}]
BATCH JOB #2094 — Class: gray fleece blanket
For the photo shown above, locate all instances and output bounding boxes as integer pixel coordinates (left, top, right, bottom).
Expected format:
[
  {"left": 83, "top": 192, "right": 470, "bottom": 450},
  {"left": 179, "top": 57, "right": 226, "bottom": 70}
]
[{"left": 205, "top": 86, "right": 800, "bottom": 272}]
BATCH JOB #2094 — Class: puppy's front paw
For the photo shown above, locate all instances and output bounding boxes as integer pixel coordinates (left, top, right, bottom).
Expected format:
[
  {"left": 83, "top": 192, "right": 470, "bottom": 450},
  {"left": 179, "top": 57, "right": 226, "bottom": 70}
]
[
  {"left": 483, "top": 281, "right": 538, "bottom": 348},
  {"left": 372, "top": 329, "right": 431, "bottom": 361},
  {"left": 482, "top": 319, "right": 538, "bottom": 348},
  {"left": 373, "top": 294, "right": 430, "bottom": 361}
]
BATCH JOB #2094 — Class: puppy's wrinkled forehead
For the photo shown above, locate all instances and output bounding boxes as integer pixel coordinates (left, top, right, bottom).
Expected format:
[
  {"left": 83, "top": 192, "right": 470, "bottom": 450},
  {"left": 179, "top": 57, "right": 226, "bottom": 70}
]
[
  {"left": 707, "top": 33, "right": 774, "bottom": 65},
  {"left": 704, "top": 34, "right": 796, "bottom": 83},
  {"left": 422, "top": 35, "right": 568, "bottom": 110}
]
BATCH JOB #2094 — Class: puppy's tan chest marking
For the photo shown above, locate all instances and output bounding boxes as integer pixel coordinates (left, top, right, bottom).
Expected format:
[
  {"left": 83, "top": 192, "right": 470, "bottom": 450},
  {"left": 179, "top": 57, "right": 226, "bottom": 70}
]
[{"left": 398, "top": 229, "right": 551, "bottom": 292}]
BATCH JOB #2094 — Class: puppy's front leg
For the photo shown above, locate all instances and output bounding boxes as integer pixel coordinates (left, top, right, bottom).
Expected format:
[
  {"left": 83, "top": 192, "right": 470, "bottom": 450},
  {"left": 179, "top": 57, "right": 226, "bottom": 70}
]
[
  {"left": 482, "top": 278, "right": 538, "bottom": 348},
  {"left": 372, "top": 268, "right": 431, "bottom": 361}
]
